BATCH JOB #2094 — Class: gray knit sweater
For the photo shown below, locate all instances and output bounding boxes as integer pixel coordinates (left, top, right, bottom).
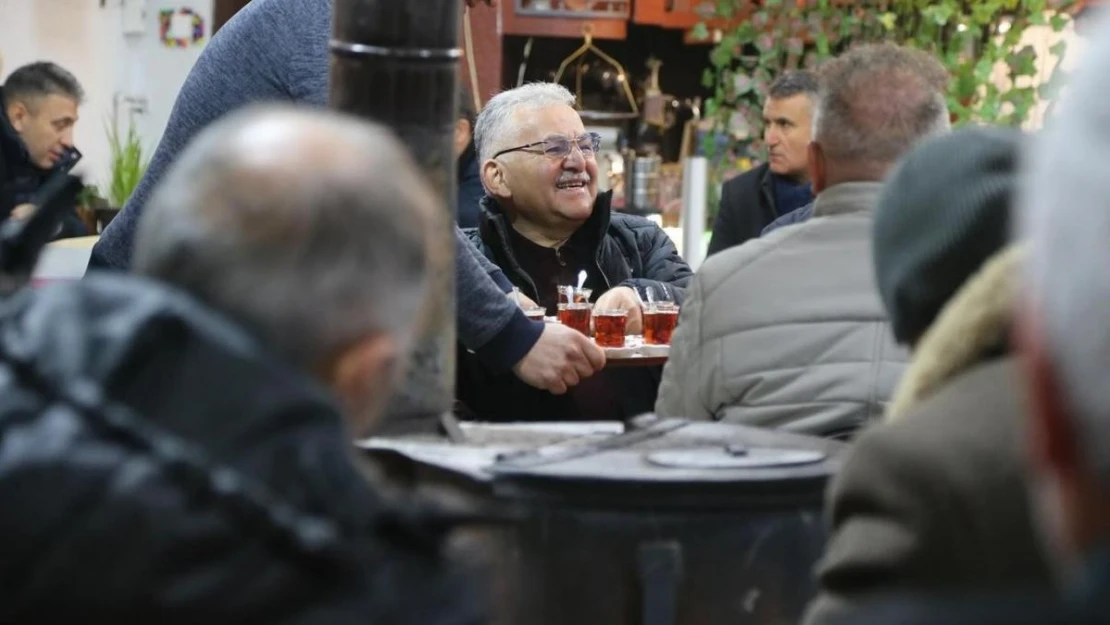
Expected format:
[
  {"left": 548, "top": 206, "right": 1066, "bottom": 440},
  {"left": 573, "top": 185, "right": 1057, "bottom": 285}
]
[{"left": 88, "top": 0, "right": 540, "bottom": 370}]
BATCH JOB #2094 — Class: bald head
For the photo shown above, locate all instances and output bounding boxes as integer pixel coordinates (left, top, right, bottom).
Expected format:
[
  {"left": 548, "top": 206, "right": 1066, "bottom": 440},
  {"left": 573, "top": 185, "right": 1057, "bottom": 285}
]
[{"left": 134, "top": 104, "right": 437, "bottom": 375}]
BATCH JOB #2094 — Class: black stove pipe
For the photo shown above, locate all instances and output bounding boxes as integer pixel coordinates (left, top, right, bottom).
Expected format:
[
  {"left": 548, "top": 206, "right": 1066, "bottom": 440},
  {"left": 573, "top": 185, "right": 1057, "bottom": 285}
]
[{"left": 329, "top": 0, "right": 461, "bottom": 432}]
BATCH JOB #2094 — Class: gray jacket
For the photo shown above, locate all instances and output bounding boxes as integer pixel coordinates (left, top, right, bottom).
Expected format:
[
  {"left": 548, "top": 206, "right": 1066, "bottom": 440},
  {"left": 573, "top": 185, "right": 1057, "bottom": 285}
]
[{"left": 655, "top": 182, "right": 908, "bottom": 438}]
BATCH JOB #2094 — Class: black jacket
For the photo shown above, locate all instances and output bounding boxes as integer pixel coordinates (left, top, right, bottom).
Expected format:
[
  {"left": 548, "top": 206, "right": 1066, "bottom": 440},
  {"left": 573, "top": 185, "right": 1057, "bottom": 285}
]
[
  {"left": 457, "top": 191, "right": 692, "bottom": 422},
  {"left": 465, "top": 191, "right": 692, "bottom": 307},
  {"left": 0, "top": 88, "right": 88, "bottom": 239},
  {"left": 706, "top": 162, "right": 777, "bottom": 257},
  {"left": 0, "top": 273, "right": 485, "bottom": 624}
]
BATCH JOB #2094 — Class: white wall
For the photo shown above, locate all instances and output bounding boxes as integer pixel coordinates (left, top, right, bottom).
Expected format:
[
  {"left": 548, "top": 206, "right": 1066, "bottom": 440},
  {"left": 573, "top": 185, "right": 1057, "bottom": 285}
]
[{"left": 0, "top": 0, "right": 212, "bottom": 191}]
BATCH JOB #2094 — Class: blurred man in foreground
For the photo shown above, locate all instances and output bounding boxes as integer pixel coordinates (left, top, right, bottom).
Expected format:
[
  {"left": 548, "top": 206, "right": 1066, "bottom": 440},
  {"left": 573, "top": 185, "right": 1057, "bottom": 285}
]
[
  {"left": 0, "top": 105, "right": 485, "bottom": 623},
  {"left": 828, "top": 11, "right": 1110, "bottom": 623},
  {"left": 805, "top": 127, "right": 1051, "bottom": 625}
]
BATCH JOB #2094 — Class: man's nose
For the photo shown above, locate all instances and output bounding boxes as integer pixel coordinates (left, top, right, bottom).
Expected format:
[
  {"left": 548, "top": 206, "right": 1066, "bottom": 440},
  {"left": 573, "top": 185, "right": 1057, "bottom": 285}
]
[
  {"left": 60, "top": 128, "right": 75, "bottom": 147},
  {"left": 563, "top": 145, "right": 586, "bottom": 169},
  {"left": 765, "top": 128, "right": 780, "bottom": 145}
]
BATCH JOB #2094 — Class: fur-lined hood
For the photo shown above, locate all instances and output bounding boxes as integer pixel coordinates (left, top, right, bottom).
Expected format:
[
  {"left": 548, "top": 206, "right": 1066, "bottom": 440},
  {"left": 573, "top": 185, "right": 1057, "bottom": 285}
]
[{"left": 886, "top": 244, "right": 1025, "bottom": 420}]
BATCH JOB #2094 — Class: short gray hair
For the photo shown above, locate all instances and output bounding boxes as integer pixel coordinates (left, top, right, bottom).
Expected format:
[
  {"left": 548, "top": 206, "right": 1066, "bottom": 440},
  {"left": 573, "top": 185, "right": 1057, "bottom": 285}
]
[
  {"left": 767, "top": 70, "right": 819, "bottom": 103},
  {"left": 813, "top": 43, "right": 950, "bottom": 165},
  {"left": 133, "top": 104, "right": 435, "bottom": 371},
  {"left": 3, "top": 61, "right": 84, "bottom": 106},
  {"left": 1021, "top": 7, "right": 1110, "bottom": 482},
  {"left": 473, "top": 82, "right": 576, "bottom": 162}
]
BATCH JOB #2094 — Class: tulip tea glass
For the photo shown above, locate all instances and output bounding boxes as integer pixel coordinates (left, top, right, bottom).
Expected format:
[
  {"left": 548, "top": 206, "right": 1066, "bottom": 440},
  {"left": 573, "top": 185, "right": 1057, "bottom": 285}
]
[
  {"left": 640, "top": 284, "right": 679, "bottom": 345},
  {"left": 593, "top": 309, "right": 628, "bottom": 347},
  {"left": 558, "top": 302, "right": 592, "bottom": 335}
]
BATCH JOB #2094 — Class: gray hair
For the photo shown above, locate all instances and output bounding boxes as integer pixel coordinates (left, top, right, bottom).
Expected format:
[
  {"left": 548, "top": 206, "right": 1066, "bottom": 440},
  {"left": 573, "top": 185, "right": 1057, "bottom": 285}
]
[
  {"left": 133, "top": 104, "right": 435, "bottom": 371},
  {"left": 3, "top": 61, "right": 84, "bottom": 106},
  {"left": 1021, "top": 7, "right": 1110, "bottom": 483},
  {"left": 473, "top": 82, "right": 576, "bottom": 162},
  {"left": 767, "top": 70, "right": 819, "bottom": 103},
  {"left": 812, "top": 43, "right": 950, "bottom": 165}
]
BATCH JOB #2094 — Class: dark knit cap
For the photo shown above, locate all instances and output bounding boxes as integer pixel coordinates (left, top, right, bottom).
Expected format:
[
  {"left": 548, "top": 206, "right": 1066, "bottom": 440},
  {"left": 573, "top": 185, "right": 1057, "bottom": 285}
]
[{"left": 873, "top": 125, "right": 1022, "bottom": 346}]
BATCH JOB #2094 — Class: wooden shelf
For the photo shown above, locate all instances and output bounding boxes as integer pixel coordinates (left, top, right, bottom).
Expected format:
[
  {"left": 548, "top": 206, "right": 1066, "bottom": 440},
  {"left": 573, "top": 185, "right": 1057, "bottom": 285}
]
[{"left": 502, "top": 1, "right": 629, "bottom": 39}]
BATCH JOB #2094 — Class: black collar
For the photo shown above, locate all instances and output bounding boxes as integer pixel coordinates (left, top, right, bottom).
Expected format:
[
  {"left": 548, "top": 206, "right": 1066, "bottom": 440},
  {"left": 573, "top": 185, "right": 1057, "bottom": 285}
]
[{"left": 0, "top": 88, "right": 32, "bottom": 172}]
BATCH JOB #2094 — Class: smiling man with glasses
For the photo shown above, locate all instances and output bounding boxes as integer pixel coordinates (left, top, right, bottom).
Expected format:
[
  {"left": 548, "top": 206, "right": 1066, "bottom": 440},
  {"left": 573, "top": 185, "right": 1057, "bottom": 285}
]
[{"left": 459, "top": 82, "right": 692, "bottom": 422}]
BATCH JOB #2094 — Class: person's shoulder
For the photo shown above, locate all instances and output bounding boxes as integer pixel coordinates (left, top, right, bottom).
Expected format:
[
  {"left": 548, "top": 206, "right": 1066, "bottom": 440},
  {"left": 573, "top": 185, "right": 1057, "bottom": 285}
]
[
  {"left": 609, "top": 211, "right": 663, "bottom": 233},
  {"left": 721, "top": 162, "right": 770, "bottom": 195},
  {"left": 211, "top": 0, "right": 326, "bottom": 53},
  {"left": 846, "top": 357, "right": 1022, "bottom": 484}
]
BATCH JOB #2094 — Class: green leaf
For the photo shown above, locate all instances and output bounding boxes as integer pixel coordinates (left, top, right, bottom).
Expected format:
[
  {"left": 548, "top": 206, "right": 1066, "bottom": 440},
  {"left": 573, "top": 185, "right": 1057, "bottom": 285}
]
[
  {"left": 921, "top": 4, "right": 954, "bottom": 26},
  {"left": 704, "top": 98, "right": 719, "bottom": 118},
  {"left": 879, "top": 12, "right": 897, "bottom": 30},
  {"left": 1050, "top": 12, "right": 1069, "bottom": 31},
  {"left": 816, "top": 32, "right": 830, "bottom": 57},
  {"left": 710, "top": 44, "right": 735, "bottom": 68},
  {"left": 691, "top": 22, "right": 710, "bottom": 41},
  {"left": 973, "top": 56, "right": 994, "bottom": 83},
  {"left": 1049, "top": 39, "right": 1067, "bottom": 58},
  {"left": 701, "top": 68, "right": 716, "bottom": 89}
]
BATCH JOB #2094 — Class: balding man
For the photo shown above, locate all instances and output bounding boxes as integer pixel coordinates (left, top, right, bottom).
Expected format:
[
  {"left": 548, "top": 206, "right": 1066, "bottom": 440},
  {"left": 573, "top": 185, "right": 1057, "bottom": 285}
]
[
  {"left": 0, "top": 105, "right": 483, "bottom": 621},
  {"left": 134, "top": 104, "right": 440, "bottom": 435},
  {"left": 657, "top": 43, "right": 949, "bottom": 438}
]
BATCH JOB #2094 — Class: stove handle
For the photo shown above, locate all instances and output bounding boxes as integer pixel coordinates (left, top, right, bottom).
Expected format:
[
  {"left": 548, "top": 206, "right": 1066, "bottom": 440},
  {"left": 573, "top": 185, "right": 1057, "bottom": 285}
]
[{"left": 637, "top": 540, "right": 684, "bottom": 625}]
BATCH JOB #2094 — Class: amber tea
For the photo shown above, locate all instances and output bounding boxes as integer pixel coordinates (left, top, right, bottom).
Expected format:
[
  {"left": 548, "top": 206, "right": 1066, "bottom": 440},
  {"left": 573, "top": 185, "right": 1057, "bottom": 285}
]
[
  {"left": 558, "top": 303, "right": 592, "bottom": 335},
  {"left": 593, "top": 310, "right": 627, "bottom": 347},
  {"left": 643, "top": 306, "right": 679, "bottom": 345}
]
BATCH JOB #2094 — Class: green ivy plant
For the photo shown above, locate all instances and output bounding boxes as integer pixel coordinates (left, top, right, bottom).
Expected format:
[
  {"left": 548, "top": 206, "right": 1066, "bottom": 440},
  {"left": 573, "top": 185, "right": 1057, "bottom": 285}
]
[{"left": 695, "top": 0, "right": 1077, "bottom": 222}]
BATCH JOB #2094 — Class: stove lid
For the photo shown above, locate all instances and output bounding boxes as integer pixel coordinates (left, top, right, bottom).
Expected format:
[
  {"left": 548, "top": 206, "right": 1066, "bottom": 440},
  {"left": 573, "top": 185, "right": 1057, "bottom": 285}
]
[{"left": 360, "top": 417, "right": 846, "bottom": 509}]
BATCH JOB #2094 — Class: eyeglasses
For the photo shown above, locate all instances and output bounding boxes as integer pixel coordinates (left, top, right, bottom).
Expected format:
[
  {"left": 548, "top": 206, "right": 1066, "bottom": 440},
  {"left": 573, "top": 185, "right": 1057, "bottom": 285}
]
[{"left": 492, "top": 132, "right": 601, "bottom": 160}]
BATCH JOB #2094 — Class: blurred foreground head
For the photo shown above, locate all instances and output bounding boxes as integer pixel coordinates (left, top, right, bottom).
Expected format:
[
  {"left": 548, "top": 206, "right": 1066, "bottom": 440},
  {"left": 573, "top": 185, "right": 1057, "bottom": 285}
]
[
  {"left": 1020, "top": 6, "right": 1110, "bottom": 597},
  {"left": 874, "top": 126, "right": 1020, "bottom": 348},
  {"left": 134, "top": 104, "right": 437, "bottom": 437}
]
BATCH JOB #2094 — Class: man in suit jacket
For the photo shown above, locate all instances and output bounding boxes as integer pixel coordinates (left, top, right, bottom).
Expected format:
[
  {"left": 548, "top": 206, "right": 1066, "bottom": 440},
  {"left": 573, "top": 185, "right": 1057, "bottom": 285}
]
[{"left": 706, "top": 70, "right": 817, "bottom": 256}]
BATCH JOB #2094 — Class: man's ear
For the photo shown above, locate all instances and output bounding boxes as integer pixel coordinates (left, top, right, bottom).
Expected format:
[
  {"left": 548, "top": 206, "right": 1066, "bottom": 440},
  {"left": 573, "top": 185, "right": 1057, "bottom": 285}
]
[
  {"left": 6, "top": 101, "right": 30, "bottom": 132},
  {"left": 808, "top": 141, "right": 826, "bottom": 194},
  {"left": 326, "top": 333, "right": 401, "bottom": 438},
  {"left": 454, "top": 118, "right": 471, "bottom": 155},
  {"left": 481, "top": 159, "right": 511, "bottom": 199},
  {"left": 1016, "top": 301, "right": 1081, "bottom": 480}
]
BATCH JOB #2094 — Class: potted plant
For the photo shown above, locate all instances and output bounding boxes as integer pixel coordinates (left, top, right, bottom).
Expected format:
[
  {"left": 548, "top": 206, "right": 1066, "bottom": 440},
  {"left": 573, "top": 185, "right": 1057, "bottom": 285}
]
[{"left": 103, "top": 116, "right": 149, "bottom": 230}]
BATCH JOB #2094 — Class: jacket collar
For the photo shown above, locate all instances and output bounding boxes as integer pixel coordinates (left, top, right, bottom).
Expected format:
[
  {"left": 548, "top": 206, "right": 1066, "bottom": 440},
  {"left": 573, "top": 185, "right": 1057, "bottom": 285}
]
[
  {"left": 885, "top": 245, "right": 1023, "bottom": 420},
  {"left": 457, "top": 139, "right": 478, "bottom": 182},
  {"left": 478, "top": 189, "right": 614, "bottom": 256},
  {"left": 811, "top": 181, "right": 884, "bottom": 218},
  {"left": 0, "top": 88, "right": 32, "bottom": 171}
]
